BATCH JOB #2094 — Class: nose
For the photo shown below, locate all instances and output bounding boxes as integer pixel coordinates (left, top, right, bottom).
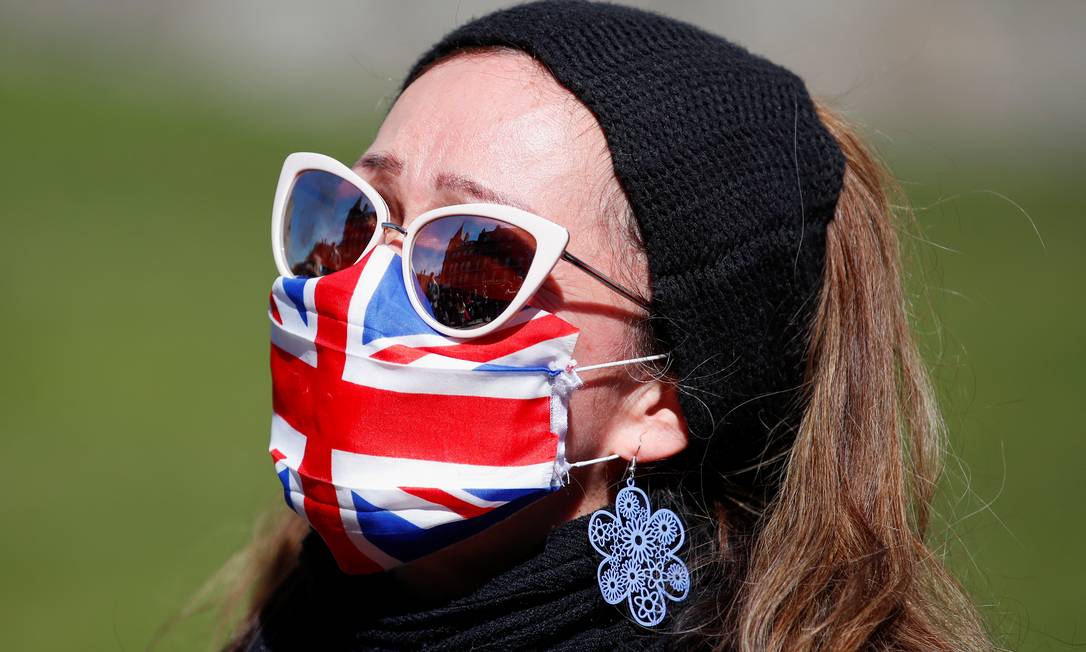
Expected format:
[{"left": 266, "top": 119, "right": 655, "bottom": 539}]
[{"left": 380, "top": 222, "right": 407, "bottom": 253}]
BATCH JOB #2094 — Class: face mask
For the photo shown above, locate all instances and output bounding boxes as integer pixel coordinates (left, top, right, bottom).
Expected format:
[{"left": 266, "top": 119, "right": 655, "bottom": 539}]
[{"left": 267, "top": 245, "right": 651, "bottom": 574}]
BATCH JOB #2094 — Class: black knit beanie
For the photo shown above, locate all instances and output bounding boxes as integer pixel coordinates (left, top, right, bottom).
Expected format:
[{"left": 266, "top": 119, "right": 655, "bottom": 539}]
[{"left": 400, "top": 1, "right": 845, "bottom": 479}]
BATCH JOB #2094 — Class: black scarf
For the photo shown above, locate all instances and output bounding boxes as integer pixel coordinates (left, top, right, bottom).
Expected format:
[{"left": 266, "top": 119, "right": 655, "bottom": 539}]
[{"left": 241, "top": 514, "right": 672, "bottom": 651}]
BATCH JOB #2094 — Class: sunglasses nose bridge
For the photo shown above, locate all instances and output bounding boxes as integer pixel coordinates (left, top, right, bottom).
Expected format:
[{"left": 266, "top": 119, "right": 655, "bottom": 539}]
[{"left": 378, "top": 222, "right": 407, "bottom": 253}]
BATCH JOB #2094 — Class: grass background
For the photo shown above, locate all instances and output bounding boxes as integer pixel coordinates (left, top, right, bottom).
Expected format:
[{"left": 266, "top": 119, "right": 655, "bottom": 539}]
[{"left": 1, "top": 31, "right": 1083, "bottom": 652}]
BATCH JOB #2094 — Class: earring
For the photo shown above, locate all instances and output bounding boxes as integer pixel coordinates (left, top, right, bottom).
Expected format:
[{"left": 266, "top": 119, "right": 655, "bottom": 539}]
[{"left": 588, "top": 456, "right": 690, "bottom": 627}]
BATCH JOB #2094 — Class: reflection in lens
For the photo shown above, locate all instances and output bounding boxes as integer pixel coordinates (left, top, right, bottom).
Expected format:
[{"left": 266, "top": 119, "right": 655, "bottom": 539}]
[
  {"left": 410, "top": 215, "right": 537, "bottom": 330},
  {"left": 283, "top": 170, "right": 378, "bottom": 277}
]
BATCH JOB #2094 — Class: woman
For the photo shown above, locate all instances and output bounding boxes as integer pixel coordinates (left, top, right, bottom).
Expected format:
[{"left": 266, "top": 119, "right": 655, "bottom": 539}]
[{"left": 230, "top": 1, "right": 989, "bottom": 650}]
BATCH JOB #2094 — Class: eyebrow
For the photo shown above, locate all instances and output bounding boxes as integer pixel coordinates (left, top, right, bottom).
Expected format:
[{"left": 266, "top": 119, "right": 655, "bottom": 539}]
[
  {"left": 356, "top": 152, "right": 403, "bottom": 175},
  {"left": 356, "top": 151, "right": 535, "bottom": 213}
]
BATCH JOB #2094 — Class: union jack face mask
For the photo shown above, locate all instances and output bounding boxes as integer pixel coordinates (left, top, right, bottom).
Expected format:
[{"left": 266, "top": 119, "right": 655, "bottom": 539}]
[
  {"left": 268, "top": 244, "right": 663, "bottom": 573},
  {"left": 266, "top": 153, "right": 665, "bottom": 573}
]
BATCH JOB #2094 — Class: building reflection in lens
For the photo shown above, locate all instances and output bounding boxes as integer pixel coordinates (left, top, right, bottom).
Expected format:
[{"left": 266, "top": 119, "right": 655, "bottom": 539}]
[
  {"left": 290, "top": 196, "right": 377, "bottom": 277},
  {"left": 413, "top": 216, "right": 535, "bottom": 329}
]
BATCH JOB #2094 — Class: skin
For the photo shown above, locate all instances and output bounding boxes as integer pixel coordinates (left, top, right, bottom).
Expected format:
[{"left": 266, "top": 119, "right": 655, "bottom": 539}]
[{"left": 353, "top": 51, "right": 687, "bottom": 597}]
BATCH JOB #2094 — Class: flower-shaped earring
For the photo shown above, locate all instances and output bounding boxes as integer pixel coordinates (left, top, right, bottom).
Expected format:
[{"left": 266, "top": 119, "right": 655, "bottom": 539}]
[{"left": 588, "top": 457, "right": 690, "bottom": 627}]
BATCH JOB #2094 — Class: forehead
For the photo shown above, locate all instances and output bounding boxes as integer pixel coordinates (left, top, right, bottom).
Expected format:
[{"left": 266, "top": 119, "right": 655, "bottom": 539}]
[{"left": 369, "top": 52, "right": 609, "bottom": 210}]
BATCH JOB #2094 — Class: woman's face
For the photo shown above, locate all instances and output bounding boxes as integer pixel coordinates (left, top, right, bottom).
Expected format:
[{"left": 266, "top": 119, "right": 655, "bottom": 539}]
[{"left": 352, "top": 51, "right": 685, "bottom": 587}]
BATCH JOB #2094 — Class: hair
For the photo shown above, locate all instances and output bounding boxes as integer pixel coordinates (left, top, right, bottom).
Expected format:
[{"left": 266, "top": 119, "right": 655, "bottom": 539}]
[
  {"left": 658, "top": 102, "right": 990, "bottom": 651},
  {"left": 213, "top": 51, "right": 990, "bottom": 652}
]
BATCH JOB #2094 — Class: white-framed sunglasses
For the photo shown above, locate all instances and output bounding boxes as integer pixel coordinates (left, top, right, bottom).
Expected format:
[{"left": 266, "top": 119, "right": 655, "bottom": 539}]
[{"left": 271, "top": 152, "right": 650, "bottom": 338}]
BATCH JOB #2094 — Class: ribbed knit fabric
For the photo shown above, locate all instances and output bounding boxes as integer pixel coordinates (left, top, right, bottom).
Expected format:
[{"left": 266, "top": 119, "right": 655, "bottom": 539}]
[
  {"left": 241, "top": 516, "right": 674, "bottom": 651},
  {"left": 401, "top": 0, "right": 846, "bottom": 461}
]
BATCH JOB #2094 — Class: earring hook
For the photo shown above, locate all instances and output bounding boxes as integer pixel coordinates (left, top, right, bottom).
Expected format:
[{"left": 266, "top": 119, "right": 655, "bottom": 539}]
[{"left": 627, "top": 434, "right": 644, "bottom": 486}]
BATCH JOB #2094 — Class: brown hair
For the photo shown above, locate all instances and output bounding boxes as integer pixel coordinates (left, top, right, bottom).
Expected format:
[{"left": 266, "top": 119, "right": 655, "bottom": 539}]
[
  {"left": 214, "top": 61, "right": 989, "bottom": 651},
  {"left": 715, "top": 103, "right": 989, "bottom": 650}
]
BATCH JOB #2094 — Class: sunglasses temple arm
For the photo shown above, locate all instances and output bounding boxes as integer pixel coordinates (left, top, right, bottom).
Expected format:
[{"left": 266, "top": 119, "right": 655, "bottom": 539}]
[{"left": 560, "top": 251, "right": 652, "bottom": 310}]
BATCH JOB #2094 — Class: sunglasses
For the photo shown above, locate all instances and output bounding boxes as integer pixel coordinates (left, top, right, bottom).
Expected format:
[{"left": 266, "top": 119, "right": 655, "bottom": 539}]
[{"left": 271, "top": 152, "right": 650, "bottom": 338}]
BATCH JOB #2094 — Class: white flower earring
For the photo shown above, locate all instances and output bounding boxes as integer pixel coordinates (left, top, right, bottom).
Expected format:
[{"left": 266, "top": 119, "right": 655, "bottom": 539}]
[{"left": 588, "top": 455, "right": 690, "bottom": 627}]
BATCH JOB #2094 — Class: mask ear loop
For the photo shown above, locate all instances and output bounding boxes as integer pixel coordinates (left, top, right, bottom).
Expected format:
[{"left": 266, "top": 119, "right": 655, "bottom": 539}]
[
  {"left": 559, "top": 453, "right": 620, "bottom": 485},
  {"left": 558, "top": 430, "right": 647, "bottom": 486},
  {"left": 554, "top": 354, "right": 667, "bottom": 484},
  {"left": 574, "top": 353, "right": 668, "bottom": 373}
]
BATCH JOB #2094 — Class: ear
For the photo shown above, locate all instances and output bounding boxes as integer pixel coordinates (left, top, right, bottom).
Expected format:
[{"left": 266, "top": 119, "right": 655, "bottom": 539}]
[{"left": 607, "top": 379, "right": 688, "bottom": 463}]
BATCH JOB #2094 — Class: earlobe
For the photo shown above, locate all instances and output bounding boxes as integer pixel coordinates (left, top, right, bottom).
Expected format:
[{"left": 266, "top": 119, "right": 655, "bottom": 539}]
[{"left": 613, "top": 380, "right": 688, "bottom": 463}]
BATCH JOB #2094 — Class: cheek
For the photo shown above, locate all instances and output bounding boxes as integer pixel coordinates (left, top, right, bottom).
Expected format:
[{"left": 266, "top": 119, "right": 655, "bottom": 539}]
[
  {"left": 566, "top": 385, "right": 612, "bottom": 462},
  {"left": 526, "top": 276, "right": 564, "bottom": 314},
  {"left": 562, "top": 311, "right": 631, "bottom": 462}
]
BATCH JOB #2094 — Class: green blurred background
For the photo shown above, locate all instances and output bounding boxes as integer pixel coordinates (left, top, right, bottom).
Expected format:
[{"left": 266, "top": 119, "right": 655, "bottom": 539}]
[{"left": 1, "top": 2, "right": 1082, "bottom": 650}]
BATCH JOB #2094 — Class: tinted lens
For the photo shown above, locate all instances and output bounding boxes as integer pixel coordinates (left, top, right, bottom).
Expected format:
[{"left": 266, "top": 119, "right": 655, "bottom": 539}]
[
  {"left": 410, "top": 215, "right": 537, "bottom": 330},
  {"left": 283, "top": 170, "right": 378, "bottom": 277}
]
